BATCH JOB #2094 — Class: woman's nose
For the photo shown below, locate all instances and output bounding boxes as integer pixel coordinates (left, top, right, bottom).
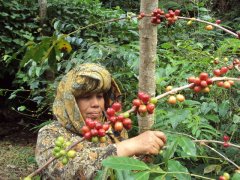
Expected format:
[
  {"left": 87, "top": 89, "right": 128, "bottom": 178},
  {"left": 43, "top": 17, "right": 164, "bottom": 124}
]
[{"left": 91, "top": 96, "right": 99, "bottom": 107}]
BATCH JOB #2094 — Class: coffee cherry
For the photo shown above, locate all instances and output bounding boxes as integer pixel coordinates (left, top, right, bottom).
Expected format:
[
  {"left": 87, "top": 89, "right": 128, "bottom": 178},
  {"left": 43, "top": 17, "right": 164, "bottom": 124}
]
[
  {"left": 102, "top": 123, "right": 110, "bottom": 131},
  {"left": 67, "top": 150, "right": 76, "bottom": 158},
  {"left": 95, "top": 122, "right": 103, "bottom": 130},
  {"left": 132, "top": 99, "right": 142, "bottom": 107},
  {"left": 216, "top": 19, "right": 221, "bottom": 24},
  {"left": 150, "top": 97, "right": 158, "bottom": 104},
  {"left": 99, "top": 136, "right": 107, "bottom": 143},
  {"left": 194, "top": 77, "right": 201, "bottom": 86},
  {"left": 90, "top": 129, "right": 98, "bottom": 136},
  {"left": 223, "top": 172, "right": 230, "bottom": 180},
  {"left": 84, "top": 132, "right": 92, "bottom": 140},
  {"left": 108, "top": 116, "right": 117, "bottom": 123},
  {"left": 223, "top": 135, "right": 230, "bottom": 142},
  {"left": 168, "top": 96, "right": 177, "bottom": 104},
  {"left": 217, "top": 81, "right": 224, "bottom": 87},
  {"left": 111, "top": 102, "right": 122, "bottom": 112},
  {"left": 220, "top": 66, "right": 228, "bottom": 74},
  {"left": 187, "top": 20, "right": 193, "bottom": 26},
  {"left": 117, "top": 114, "right": 125, "bottom": 122},
  {"left": 123, "top": 112, "right": 130, "bottom": 118},
  {"left": 219, "top": 176, "right": 226, "bottom": 180},
  {"left": 122, "top": 118, "right": 132, "bottom": 127},
  {"left": 174, "top": 9, "right": 181, "bottom": 16},
  {"left": 176, "top": 94, "right": 185, "bottom": 102},
  {"left": 114, "top": 121, "right": 123, "bottom": 132},
  {"left": 188, "top": 76, "right": 195, "bottom": 83},
  {"left": 223, "top": 81, "right": 231, "bottom": 89},
  {"left": 199, "top": 72, "right": 209, "bottom": 80},
  {"left": 91, "top": 136, "right": 99, "bottom": 143},
  {"left": 147, "top": 103, "right": 155, "bottom": 113},
  {"left": 200, "top": 80, "right": 208, "bottom": 87},
  {"left": 138, "top": 92, "right": 145, "bottom": 100},
  {"left": 81, "top": 125, "right": 90, "bottom": 134},
  {"left": 97, "top": 129, "right": 106, "bottom": 137},
  {"left": 206, "top": 78, "right": 213, "bottom": 85},
  {"left": 205, "top": 25, "right": 213, "bottom": 30},
  {"left": 165, "top": 85, "right": 173, "bottom": 92},
  {"left": 59, "top": 149, "right": 66, "bottom": 156},
  {"left": 61, "top": 157, "right": 69, "bottom": 165},
  {"left": 213, "top": 69, "right": 221, "bottom": 76},
  {"left": 223, "top": 142, "right": 230, "bottom": 148},
  {"left": 193, "top": 86, "right": 202, "bottom": 93},
  {"left": 138, "top": 104, "right": 147, "bottom": 113},
  {"left": 57, "top": 136, "right": 65, "bottom": 144},
  {"left": 228, "top": 80, "right": 234, "bottom": 85},
  {"left": 202, "top": 87, "right": 210, "bottom": 93},
  {"left": 106, "top": 108, "right": 115, "bottom": 117},
  {"left": 86, "top": 120, "right": 95, "bottom": 129},
  {"left": 23, "top": 176, "right": 32, "bottom": 180},
  {"left": 141, "top": 94, "right": 150, "bottom": 104},
  {"left": 55, "top": 140, "right": 63, "bottom": 147}
]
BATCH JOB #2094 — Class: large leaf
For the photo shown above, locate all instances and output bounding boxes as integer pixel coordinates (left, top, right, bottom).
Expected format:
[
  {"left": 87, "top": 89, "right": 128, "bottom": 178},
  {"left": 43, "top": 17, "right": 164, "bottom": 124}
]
[
  {"left": 102, "top": 157, "right": 149, "bottom": 170},
  {"left": 177, "top": 136, "right": 196, "bottom": 156},
  {"left": 115, "top": 169, "right": 135, "bottom": 180},
  {"left": 203, "top": 164, "right": 221, "bottom": 174},
  {"left": 167, "top": 109, "right": 191, "bottom": 129},
  {"left": 168, "top": 160, "right": 191, "bottom": 180},
  {"left": 21, "top": 37, "right": 52, "bottom": 67}
]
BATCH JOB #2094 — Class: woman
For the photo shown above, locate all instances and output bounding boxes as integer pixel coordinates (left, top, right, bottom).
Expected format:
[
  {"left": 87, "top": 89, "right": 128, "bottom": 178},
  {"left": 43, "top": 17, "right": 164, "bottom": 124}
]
[{"left": 35, "top": 63, "right": 166, "bottom": 179}]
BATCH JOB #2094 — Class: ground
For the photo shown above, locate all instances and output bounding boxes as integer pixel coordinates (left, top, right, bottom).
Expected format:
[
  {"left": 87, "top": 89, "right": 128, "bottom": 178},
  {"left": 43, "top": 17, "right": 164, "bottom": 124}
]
[{"left": 0, "top": 118, "right": 38, "bottom": 180}]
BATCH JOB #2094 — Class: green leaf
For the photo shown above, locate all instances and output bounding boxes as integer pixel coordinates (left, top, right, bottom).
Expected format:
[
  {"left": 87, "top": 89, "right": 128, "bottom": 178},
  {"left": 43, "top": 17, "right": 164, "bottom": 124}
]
[
  {"left": 133, "top": 171, "right": 150, "bottom": 180},
  {"left": 203, "top": 164, "right": 221, "bottom": 174},
  {"left": 168, "top": 109, "right": 191, "bottom": 129},
  {"left": 102, "top": 157, "right": 150, "bottom": 170},
  {"left": 115, "top": 169, "right": 134, "bottom": 180},
  {"left": 232, "top": 172, "right": 240, "bottom": 180},
  {"left": 233, "top": 115, "right": 240, "bottom": 124},
  {"left": 163, "top": 139, "right": 179, "bottom": 163},
  {"left": 204, "top": 114, "right": 220, "bottom": 123},
  {"left": 17, "top": 106, "right": 26, "bottom": 111},
  {"left": 177, "top": 136, "right": 196, "bottom": 156},
  {"left": 168, "top": 160, "right": 191, "bottom": 180},
  {"left": 218, "top": 101, "right": 230, "bottom": 117},
  {"left": 48, "top": 48, "right": 57, "bottom": 71}
]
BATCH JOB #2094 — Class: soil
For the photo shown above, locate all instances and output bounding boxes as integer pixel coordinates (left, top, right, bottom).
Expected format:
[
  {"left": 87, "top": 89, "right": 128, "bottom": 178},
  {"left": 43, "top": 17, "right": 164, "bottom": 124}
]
[{"left": 0, "top": 117, "right": 38, "bottom": 180}]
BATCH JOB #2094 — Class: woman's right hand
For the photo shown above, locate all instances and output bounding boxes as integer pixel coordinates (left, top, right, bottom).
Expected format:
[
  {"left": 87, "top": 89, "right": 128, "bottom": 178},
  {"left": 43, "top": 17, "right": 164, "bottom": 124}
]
[{"left": 116, "top": 131, "right": 166, "bottom": 157}]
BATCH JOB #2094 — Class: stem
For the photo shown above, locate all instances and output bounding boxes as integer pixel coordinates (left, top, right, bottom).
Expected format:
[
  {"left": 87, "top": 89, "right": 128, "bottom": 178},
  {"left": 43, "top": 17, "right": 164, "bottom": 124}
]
[
  {"left": 26, "top": 138, "right": 85, "bottom": 178},
  {"left": 194, "top": 140, "right": 240, "bottom": 149},
  {"left": 177, "top": 16, "right": 239, "bottom": 38},
  {"left": 68, "top": 16, "right": 137, "bottom": 36},
  {"left": 154, "top": 77, "right": 240, "bottom": 100},
  {"left": 203, "top": 144, "right": 240, "bottom": 169}
]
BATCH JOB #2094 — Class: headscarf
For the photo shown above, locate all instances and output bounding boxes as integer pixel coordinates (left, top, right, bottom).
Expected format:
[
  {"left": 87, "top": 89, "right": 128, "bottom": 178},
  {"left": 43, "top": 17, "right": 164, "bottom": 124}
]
[{"left": 53, "top": 63, "right": 121, "bottom": 135}]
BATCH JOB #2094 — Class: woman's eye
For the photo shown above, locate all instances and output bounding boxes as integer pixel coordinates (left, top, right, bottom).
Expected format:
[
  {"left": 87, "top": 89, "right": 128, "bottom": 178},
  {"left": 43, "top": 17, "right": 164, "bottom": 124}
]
[{"left": 97, "top": 94, "right": 103, "bottom": 98}]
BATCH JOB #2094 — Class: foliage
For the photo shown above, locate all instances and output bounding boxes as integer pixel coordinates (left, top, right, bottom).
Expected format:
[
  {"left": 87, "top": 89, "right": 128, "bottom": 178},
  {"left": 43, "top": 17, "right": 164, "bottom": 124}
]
[{"left": 1, "top": 0, "right": 240, "bottom": 179}]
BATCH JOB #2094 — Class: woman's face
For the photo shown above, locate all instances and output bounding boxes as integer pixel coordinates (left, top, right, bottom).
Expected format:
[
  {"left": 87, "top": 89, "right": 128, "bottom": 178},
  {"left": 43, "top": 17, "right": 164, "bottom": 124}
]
[{"left": 76, "top": 93, "right": 105, "bottom": 120}]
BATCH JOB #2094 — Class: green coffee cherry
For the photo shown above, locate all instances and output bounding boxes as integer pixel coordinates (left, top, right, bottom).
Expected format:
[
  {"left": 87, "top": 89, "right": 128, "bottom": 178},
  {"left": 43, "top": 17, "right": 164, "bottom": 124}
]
[
  {"left": 60, "top": 150, "right": 66, "bottom": 156},
  {"left": 23, "top": 176, "right": 32, "bottom": 180},
  {"left": 67, "top": 150, "right": 76, "bottom": 158},
  {"left": 123, "top": 112, "right": 130, "bottom": 118},
  {"left": 61, "top": 157, "right": 69, "bottom": 165}
]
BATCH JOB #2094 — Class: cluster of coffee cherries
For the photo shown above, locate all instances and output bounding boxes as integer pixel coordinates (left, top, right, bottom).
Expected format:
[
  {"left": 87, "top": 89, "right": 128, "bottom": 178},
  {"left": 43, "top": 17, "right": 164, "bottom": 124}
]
[
  {"left": 132, "top": 92, "right": 158, "bottom": 116},
  {"left": 81, "top": 118, "right": 110, "bottom": 143},
  {"left": 218, "top": 172, "right": 230, "bottom": 180},
  {"left": 165, "top": 9, "right": 181, "bottom": 25},
  {"left": 164, "top": 86, "right": 186, "bottom": 105},
  {"left": 106, "top": 102, "right": 132, "bottom": 132},
  {"left": 223, "top": 135, "right": 231, "bottom": 148},
  {"left": 188, "top": 72, "right": 213, "bottom": 93},
  {"left": 150, "top": 8, "right": 165, "bottom": 24},
  {"left": 52, "top": 136, "right": 76, "bottom": 165}
]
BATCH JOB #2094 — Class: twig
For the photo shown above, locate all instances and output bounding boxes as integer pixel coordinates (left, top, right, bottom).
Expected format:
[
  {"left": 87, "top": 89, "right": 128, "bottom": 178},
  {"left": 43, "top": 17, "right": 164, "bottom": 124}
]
[
  {"left": 203, "top": 143, "right": 240, "bottom": 169},
  {"left": 177, "top": 16, "right": 239, "bottom": 38},
  {"left": 194, "top": 139, "right": 240, "bottom": 149},
  {"left": 26, "top": 138, "right": 85, "bottom": 178}
]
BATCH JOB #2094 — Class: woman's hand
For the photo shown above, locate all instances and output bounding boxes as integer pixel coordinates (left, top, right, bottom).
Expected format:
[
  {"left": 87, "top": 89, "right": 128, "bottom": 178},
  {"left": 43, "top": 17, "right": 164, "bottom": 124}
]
[{"left": 116, "top": 131, "right": 166, "bottom": 157}]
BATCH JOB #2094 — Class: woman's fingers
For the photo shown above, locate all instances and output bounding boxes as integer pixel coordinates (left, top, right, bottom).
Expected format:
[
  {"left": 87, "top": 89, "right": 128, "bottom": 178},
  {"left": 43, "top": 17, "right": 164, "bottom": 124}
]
[{"left": 154, "top": 131, "right": 167, "bottom": 144}]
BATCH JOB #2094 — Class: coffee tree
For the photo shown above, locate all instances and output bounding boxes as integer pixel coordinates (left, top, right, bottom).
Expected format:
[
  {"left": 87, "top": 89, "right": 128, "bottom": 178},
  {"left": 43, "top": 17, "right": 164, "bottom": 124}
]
[{"left": 18, "top": 1, "right": 240, "bottom": 180}]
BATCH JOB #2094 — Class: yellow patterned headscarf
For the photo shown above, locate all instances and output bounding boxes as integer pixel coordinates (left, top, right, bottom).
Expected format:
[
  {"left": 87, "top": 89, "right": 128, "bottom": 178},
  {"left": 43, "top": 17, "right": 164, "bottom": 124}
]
[{"left": 53, "top": 63, "right": 121, "bottom": 135}]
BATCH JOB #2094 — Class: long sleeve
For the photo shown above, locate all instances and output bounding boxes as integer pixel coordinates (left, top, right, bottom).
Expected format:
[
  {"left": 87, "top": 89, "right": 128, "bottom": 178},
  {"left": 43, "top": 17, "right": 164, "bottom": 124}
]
[{"left": 35, "top": 122, "right": 117, "bottom": 180}]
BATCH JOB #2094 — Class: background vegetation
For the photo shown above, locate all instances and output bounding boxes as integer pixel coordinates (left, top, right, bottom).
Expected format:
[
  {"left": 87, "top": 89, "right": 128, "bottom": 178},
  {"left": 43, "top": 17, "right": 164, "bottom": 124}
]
[{"left": 0, "top": 0, "right": 239, "bottom": 179}]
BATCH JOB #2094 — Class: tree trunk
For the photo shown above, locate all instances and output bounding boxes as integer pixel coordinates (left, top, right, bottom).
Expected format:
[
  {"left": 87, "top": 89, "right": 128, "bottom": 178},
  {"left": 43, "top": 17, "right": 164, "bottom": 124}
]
[
  {"left": 138, "top": 0, "right": 158, "bottom": 132},
  {"left": 38, "top": 0, "right": 47, "bottom": 25}
]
